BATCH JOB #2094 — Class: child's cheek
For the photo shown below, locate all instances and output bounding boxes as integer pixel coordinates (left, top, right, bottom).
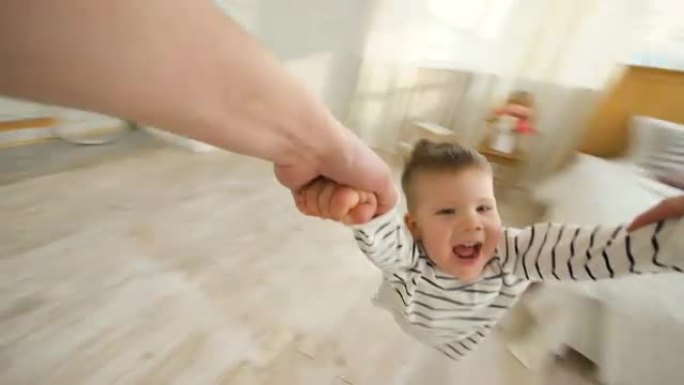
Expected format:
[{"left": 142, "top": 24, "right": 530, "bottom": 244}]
[
  {"left": 479, "top": 239, "right": 492, "bottom": 259},
  {"left": 483, "top": 229, "right": 502, "bottom": 259}
]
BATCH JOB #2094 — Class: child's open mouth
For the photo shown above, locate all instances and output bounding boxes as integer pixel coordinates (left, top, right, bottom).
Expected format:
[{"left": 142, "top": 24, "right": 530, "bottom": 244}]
[{"left": 453, "top": 242, "right": 482, "bottom": 261}]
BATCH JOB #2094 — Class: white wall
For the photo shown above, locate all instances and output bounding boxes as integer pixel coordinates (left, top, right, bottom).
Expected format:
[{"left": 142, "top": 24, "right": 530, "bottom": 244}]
[{"left": 217, "top": 0, "right": 373, "bottom": 119}]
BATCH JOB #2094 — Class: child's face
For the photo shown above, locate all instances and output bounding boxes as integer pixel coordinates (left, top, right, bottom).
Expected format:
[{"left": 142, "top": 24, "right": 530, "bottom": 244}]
[{"left": 404, "top": 168, "right": 502, "bottom": 281}]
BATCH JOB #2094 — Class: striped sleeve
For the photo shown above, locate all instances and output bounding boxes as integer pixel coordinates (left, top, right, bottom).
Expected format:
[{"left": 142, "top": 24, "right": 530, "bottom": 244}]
[
  {"left": 499, "top": 218, "right": 684, "bottom": 281},
  {"left": 349, "top": 207, "right": 420, "bottom": 272}
]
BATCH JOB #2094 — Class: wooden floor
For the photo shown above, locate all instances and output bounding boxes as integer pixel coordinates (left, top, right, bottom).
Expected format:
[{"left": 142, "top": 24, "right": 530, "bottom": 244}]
[{"left": 0, "top": 136, "right": 595, "bottom": 385}]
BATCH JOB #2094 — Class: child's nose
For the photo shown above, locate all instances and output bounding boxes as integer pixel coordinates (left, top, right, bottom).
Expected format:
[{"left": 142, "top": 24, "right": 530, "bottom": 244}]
[{"left": 460, "top": 212, "right": 483, "bottom": 232}]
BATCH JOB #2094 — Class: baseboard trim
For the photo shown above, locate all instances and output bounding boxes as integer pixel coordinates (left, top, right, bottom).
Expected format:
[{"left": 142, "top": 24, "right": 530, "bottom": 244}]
[
  {"left": 0, "top": 120, "right": 129, "bottom": 148},
  {"left": 0, "top": 117, "right": 57, "bottom": 132}
]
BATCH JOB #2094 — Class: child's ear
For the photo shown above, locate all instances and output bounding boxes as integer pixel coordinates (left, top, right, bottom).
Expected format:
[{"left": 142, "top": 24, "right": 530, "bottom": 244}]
[{"left": 404, "top": 213, "right": 420, "bottom": 239}]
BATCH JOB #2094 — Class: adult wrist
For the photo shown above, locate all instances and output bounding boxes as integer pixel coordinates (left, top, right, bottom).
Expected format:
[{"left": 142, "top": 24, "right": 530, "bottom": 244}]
[{"left": 281, "top": 102, "right": 351, "bottom": 174}]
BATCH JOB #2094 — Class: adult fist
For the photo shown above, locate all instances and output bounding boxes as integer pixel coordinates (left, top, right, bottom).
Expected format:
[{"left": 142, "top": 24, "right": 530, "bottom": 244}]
[{"left": 275, "top": 127, "right": 397, "bottom": 217}]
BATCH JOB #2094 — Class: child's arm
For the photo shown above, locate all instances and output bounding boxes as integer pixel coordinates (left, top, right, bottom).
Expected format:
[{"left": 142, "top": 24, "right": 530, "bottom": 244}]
[
  {"left": 348, "top": 207, "right": 421, "bottom": 273},
  {"left": 297, "top": 178, "right": 420, "bottom": 272},
  {"left": 499, "top": 217, "right": 684, "bottom": 281}
]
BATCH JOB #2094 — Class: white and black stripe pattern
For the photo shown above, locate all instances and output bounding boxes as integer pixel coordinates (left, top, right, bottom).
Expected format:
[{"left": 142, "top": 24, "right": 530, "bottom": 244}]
[
  {"left": 506, "top": 221, "right": 683, "bottom": 281},
  {"left": 354, "top": 218, "right": 419, "bottom": 272},
  {"left": 352, "top": 209, "right": 684, "bottom": 361}
]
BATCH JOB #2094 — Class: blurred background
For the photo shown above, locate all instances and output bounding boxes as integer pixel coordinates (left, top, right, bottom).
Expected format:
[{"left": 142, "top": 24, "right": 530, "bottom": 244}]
[{"left": 1, "top": 0, "right": 683, "bottom": 384}]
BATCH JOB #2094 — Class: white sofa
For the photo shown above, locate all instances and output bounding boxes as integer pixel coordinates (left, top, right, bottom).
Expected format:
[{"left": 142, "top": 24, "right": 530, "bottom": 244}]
[{"left": 531, "top": 153, "right": 683, "bottom": 385}]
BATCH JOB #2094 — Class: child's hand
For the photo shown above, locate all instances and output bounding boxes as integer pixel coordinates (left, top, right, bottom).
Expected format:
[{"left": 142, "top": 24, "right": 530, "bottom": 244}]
[{"left": 295, "top": 177, "right": 378, "bottom": 225}]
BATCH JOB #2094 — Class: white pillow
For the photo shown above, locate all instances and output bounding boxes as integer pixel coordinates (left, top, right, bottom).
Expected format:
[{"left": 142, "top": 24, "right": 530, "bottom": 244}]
[
  {"left": 628, "top": 116, "right": 684, "bottom": 177},
  {"left": 635, "top": 173, "right": 683, "bottom": 198},
  {"left": 627, "top": 116, "right": 662, "bottom": 163}
]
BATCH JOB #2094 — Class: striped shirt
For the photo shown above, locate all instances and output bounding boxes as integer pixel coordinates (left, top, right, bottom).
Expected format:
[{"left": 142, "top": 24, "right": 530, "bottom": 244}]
[{"left": 351, "top": 208, "right": 684, "bottom": 361}]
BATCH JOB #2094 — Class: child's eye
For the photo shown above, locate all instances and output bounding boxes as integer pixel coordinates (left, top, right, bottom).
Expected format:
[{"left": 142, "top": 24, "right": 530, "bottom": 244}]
[
  {"left": 477, "top": 205, "right": 492, "bottom": 213},
  {"left": 436, "top": 208, "right": 456, "bottom": 215}
]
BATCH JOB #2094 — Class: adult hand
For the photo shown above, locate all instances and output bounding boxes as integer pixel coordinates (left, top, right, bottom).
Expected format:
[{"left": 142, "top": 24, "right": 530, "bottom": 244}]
[
  {"left": 627, "top": 195, "right": 684, "bottom": 231},
  {"left": 274, "top": 125, "right": 397, "bottom": 217}
]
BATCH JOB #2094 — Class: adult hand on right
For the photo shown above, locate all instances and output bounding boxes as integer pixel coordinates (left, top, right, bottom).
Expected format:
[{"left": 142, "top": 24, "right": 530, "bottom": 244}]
[{"left": 627, "top": 195, "right": 684, "bottom": 232}]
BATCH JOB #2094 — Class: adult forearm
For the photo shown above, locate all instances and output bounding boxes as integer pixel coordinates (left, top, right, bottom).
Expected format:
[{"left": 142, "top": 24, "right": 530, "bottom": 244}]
[{"left": 0, "top": 0, "right": 342, "bottom": 166}]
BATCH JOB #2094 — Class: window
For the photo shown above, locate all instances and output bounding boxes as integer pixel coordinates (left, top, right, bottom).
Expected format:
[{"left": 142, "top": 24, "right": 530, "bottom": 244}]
[
  {"left": 416, "top": 0, "right": 516, "bottom": 69},
  {"left": 425, "top": 0, "right": 514, "bottom": 39},
  {"left": 629, "top": 0, "right": 684, "bottom": 70}
]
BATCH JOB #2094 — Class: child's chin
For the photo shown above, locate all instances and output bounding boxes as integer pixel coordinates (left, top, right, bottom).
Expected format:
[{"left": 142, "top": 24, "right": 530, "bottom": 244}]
[
  {"left": 436, "top": 259, "right": 484, "bottom": 281},
  {"left": 456, "top": 272, "right": 481, "bottom": 282},
  {"left": 454, "top": 264, "right": 486, "bottom": 281}
]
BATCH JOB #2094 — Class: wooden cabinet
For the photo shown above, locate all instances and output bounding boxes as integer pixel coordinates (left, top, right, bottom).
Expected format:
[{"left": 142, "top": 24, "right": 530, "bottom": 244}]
[{"left": 579, "top": 65, "right": 684, "bottom": 158}]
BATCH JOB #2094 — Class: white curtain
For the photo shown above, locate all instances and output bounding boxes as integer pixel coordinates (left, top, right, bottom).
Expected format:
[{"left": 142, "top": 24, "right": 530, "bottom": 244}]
[
  {"left": 406, "top": 0, "right": 673, "bottom": 88},
  {"left": 345, "top": 0, "right": 423, "bottom": 151},
  {"left": 347, "top": 0, "right": 676, "bottom": 157}
]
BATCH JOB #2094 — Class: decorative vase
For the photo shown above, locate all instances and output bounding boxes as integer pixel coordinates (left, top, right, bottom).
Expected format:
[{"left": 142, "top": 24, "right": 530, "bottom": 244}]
[{"left": 490, "top": 115, "right": 518, "bottom": 154}]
